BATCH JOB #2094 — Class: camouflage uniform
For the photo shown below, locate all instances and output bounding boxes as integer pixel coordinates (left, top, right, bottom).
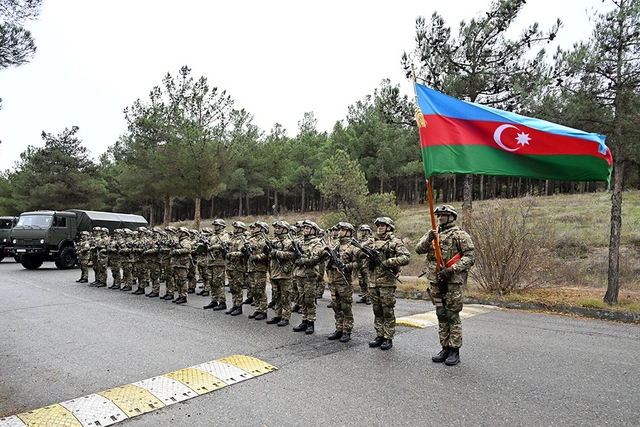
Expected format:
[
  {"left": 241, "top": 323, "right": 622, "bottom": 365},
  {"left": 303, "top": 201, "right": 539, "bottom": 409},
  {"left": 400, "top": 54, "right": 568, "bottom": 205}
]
[
  {"left": 355, "top": 225, "right": 373, "bottom": 304},
  {"left": 119, "top": 230, "right": 135, "bottom": 291},
  {"left": 145, "top": 229, "right": 164, "bottom": 297},
  {"left": 187, "top": 230, "right": 198, "bottom": 293},
  {"left": 245, "top": 222, "right": 269, "bottom": 320},
  {"left": 266, "top": 221, "right": 295, "bottom": 326},
  {"left": 205, "top": 220, "right": 229, "bottom": 310},
  {"left": 75, "top": 231, "right": 91, "bottom": 283},
  {"left": 194, "top": 229, "right": 213, "bottom": 296},
  {"left": 107, "top": 230, "right": 123, "bottom": 289},
  {"left": 292, "top": 220, "right": 325, "bottom": 334},
  {"left": 363, "top": 217, "right": 410, "bottom": 349},
  {"left": 162, "top": 227, "right": 179, "bottom": 299},
  {"left": 325, "top": 223, "right": 361, "bottom": 341},
  {"left": 415, "top": 205, "right": 475, "bottom": 364},
  {"left": 89, "top": 227, "right": 101, "bottom": 285},
  {"left": 132, "top": 228, "right": 150, "bottom": 295},
  {"left": 94, "top": 228, "right": 110, "bottom": 287},
  {"left": 172, "top": 227, "right": 194, "bottom": 303},
  {"left": 316, "top": 228, "right": 327, "bottom": 298},
  {"left": 290, "top": 222, "right": 304, "bottom": 312},
  {"left": 225, "top": 222, "right": 248, "bottom": 315}
]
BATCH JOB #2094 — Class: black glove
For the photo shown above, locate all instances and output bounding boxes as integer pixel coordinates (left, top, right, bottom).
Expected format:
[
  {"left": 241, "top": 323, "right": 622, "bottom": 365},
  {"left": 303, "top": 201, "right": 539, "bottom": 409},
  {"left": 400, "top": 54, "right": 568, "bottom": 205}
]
[
  {"left": 427, "top": 229, "right": 437, "bottom": 243},
  {"left": 437, "top": 266, "right": 454, "bottom": 281}
]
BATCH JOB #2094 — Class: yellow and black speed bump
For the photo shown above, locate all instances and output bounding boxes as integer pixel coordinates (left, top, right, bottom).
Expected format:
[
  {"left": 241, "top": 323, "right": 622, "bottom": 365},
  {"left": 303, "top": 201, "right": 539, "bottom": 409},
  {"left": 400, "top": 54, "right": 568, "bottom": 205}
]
[{"left": 0, "top": 355, "right": 277, "bottom": 427}]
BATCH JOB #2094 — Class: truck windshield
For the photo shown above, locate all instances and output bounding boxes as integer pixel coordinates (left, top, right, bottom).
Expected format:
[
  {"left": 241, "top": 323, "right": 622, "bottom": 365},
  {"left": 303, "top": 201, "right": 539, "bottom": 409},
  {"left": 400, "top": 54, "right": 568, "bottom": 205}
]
[
  {"left": 0, "top": 219, "right": 13, "bottom": 229},
  {"left": 16, "top": 215, "right": 52, "bottom": 229}
]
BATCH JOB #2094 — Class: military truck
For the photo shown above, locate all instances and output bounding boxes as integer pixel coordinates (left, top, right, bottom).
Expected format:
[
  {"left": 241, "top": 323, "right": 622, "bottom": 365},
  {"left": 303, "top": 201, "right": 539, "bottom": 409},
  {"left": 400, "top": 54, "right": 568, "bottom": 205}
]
[
  {"left": 0, "top": 216, "right": 18, "bottom": 262},
  {"left": 11, "top": 209, "right": 148, "bottom": 270}
]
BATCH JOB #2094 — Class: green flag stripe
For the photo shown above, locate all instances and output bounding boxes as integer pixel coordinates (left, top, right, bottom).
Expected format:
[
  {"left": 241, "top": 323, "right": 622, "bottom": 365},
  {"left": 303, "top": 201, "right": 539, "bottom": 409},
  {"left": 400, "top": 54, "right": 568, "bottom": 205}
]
[{"left": 422, "top": 145, "right": 612, "bottom": 183}]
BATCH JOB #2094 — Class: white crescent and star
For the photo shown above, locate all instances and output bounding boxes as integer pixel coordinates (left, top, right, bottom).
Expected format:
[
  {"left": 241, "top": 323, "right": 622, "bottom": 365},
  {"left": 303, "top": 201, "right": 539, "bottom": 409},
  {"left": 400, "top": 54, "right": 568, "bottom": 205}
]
[{"left": 493, "top": 124, "right": 532, "bottom": 152}]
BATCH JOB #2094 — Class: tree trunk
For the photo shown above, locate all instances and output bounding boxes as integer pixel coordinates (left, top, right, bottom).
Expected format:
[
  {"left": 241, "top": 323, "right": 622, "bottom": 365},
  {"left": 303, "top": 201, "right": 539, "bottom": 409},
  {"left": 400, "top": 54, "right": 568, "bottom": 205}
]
[
  {"left": 301, "top": 186, "right": 306, "bottom": 214},
  {"left": 238, "top": 197, "right": 242, "bottom": 217},
  {"left": 605, "top": 162, "right": 623, "bottom": 304},
  {"left": 194, "top": 197, "right": 201, "bottom": 230},
  {"left": 414, "top": 175, "right": 419, "bottom": 205},
  {"left": 245, "top": 194, "right": 250, "bottom": 216},
  {"left": 462, "top": 174, "right": 473, "bottom": 229},
  {"left": 163, "top": 195, "right": 171, "bottom": 227}
]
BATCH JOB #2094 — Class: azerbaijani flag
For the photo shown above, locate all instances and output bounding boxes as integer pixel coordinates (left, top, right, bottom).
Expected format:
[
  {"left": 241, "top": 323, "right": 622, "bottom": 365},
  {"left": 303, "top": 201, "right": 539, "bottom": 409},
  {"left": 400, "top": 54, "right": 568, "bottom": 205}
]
[{"left": 415, "top": 83, "right": 613, "bottom": 185}]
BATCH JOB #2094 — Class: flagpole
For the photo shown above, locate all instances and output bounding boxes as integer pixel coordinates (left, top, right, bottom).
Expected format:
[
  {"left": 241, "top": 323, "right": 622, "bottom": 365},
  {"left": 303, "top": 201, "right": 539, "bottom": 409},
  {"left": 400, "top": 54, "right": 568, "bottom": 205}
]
[{"left": 411, "top": 64, "right": 444, "bottom": 270}]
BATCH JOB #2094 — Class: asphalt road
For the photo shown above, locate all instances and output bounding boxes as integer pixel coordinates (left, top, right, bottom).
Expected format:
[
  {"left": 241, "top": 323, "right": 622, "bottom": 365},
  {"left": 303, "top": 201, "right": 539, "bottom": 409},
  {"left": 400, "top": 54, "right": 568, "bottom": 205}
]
[{"left": 1, "top": 259, "right": 639, "bottom": 426}]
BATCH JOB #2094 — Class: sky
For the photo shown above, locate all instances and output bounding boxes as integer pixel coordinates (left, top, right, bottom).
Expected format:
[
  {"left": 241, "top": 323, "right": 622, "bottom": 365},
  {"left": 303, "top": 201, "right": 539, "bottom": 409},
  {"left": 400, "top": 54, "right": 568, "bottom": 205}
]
[{"left": 0, "top": 0, "right": 611, "bottom": 172}]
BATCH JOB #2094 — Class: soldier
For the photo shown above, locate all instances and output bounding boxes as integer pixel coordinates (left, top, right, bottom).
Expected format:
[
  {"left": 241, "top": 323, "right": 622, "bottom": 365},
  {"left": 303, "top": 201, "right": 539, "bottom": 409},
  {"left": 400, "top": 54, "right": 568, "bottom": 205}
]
[
  {"left": 292, "top": 220, "right": 325, "bottom": 335},
  {"left": 187, "top": 229, "right": 199, "bottom": 294},
  {"left": 132, "top": 227, "right": 150, "bottom": 295},
  {"left": 324, "top": 222, "right": 361, "bottom": 342},
  {"left": 245, "top": 222, "right": 269, "bottom": 321},
  {"left": 75, "top": 231, "right": 91, "bottom": 283},
  {"left": 203, "top": 219, "right": 229, "bottom": 311},
  {"left": 415, "top": 205, "right": 475, "bottom": 366},
  {"left": 93, "top": 227, "right": 110, "bottom": 288},
  {"left": 361, "top": 217, "right": 410, "bottom": 350},
  {"left": 119, "top": 229, "right": 135, "bottom": 291},
  {"left": 195, "top": 228, "right": 213, "bottom": 297},
  {"left": 171, "top": 227, "right": 194, "bottom": 304},
  {"left": 355, "top": 224, "right": 373, "bottom": 305},
  {"left": 89, "top": 226, "right": 102, "bottom": 286},
  {"left": 265, "top": 220, "right": 295, "bottom": 327},
  {"left": 162, "top": 226, "right": 179, "bottom": 300},
  {"left": 316, "top": 227, "right": 328, "bottom": 299},
  {"left": 290, "top": 220, "right": 304, "bottom": 313},
  {"left": 107, "top": 229, "right": 123, "bottom": 289},
  {"left": 225, "top": 221, "right": 248, "bottom": 316},
  {"left": 145, "top": 227, "right": 164, "bottom": 298}
]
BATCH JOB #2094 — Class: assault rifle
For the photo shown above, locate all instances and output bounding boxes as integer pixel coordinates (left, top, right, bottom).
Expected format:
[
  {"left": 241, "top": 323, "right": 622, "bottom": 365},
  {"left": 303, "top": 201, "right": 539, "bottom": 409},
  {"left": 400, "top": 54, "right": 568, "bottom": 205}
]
[
  {"left": 321, "top": 237, "right": 349, "bottom": 284},
  {"left": 263, "top": 233, "right": 284, "bottom": 270},
  {"left": 286, "top": 231, "right": 308, "bottom": 278},
  {"left": 350, "top": 238, "right": 402, "bottom": 284},
  {"left": 214, "top": 234, "right": 229, "bottom": 259},
  {"left": 197, "top": 234, "right": 215, "bottom": 262},
  {"left": 240, "top": 235, "right": 257, "bottom": 268}
]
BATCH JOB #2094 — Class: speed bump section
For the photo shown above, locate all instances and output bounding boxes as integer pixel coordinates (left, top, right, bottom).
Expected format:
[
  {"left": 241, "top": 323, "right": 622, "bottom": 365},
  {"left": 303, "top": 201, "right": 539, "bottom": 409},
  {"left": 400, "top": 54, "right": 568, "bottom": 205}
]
[
  {"left": 164, "top": 368, "right": 227, "bottom": 395},
  {"left": 217, "top": 355, "right": 277, "bottom": 376},
  {"left": 397, "top": 304, "right": 497, "bottom": 328},
  {"left": 98, "top": 384, "right": 164, "bottom": 418},
  {"left": 16, "top": 404, "right": 83, "bottom": 427}
]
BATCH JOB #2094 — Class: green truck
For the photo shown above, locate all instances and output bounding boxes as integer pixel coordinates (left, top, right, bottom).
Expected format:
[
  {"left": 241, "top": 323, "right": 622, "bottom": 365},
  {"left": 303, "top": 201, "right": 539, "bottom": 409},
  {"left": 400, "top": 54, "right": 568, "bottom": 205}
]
[
  {"left": 0, "top": 216, "right": 19, "bottom": 262},
  {"left": 10, "top": 209, "right": 148, "bottom": 270}
]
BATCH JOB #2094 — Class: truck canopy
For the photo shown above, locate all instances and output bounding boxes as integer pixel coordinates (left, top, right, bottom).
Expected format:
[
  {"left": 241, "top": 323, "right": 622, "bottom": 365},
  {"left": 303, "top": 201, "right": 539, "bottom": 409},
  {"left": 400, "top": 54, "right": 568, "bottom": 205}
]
[{"left": 66, "top": 210, "right": 148, "bottom": 233}]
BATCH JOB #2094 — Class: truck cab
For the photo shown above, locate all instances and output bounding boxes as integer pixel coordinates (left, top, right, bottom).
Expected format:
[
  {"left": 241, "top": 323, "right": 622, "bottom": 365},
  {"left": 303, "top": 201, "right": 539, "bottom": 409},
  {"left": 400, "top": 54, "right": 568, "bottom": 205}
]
[
  {"left": 11, "top": 211, "right": 78, "bottom": 269},
  {"left": 0, "top": 216, "right": 18, "bottom": 262}
]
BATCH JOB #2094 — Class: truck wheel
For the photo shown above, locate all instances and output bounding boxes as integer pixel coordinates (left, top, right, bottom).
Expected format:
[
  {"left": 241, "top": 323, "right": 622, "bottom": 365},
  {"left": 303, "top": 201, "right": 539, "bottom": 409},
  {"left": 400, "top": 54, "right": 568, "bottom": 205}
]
[
  {"left": 0, "top": 253, "right": 4, "bottom": 262},
  {"left": 14, "top": 254, "right": 21, "bottom": 263},
  {"left": 21, "top": 254, "right": 44, "bottom": 270},
  {"left": 55, "top": 246, "right": 77, "bottom": 269}
]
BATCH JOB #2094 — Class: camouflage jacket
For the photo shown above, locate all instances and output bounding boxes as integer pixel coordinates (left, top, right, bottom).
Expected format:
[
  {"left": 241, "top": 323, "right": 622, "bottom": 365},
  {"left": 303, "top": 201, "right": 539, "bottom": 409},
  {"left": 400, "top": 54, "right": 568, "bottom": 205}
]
[
  {"left": 269, "top": 233, "right": 295, "bottom": 280},
  {"left": 364, "top": 232, "right": 410, "bottom": 287}
]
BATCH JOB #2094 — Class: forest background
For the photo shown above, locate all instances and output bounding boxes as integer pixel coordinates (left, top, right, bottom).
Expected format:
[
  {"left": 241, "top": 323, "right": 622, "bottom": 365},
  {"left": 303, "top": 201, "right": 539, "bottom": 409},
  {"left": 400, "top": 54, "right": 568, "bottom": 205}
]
[{"left": 1, "top": 0, "right": 639, "bottom": 309}]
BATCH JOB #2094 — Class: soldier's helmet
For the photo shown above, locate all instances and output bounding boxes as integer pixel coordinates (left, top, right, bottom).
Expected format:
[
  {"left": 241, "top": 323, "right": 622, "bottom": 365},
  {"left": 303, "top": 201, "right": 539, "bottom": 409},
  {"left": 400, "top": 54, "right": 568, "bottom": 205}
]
[
  {"left": 302, "top": 219, "right": 320, "bottom": 234},
  {"left": 138, "top": 226, "right": 148, "bottom": 233},
  {"left": 212, "top": 219, "right": 227, "bottom": 227},
  {"left": 92, "top": 226, "right": 102, "bottom": 233},
  {"left": 294, "top": 220, "right": 304, "bottom": 229},
  {"left": 101, "top": 227, "right": 109, "bottom": 234},
  {"left": 152, "top": 227, "right": 166, "bottom": 236},
  {"left": 272, "top": 220, "right": 290, "bottom": 229},
  {"left": 434, "top": 205, "right": 458, "bottom": 220},
  {"left": 165, "top": 226, "right": 177, "bottom": 234},
  {"left": 255, "top": 221, "right": 269, "bottom": 233},
  {"left": 232, "top": 221, "right": 247, "bottom": 231},
  {"left": 189, "top": 229, "right": 199, "bottom": 235},
  {"left": 337, "top": 222, "right": 355, "bottom": 234},
  {"left": 177, "top": 226, "right": 190, "bottom": 234},
  {"left": 80, "top": 230, "right": 90, "bottom": 236},
  {"left": 201, "top": 227, "right": 213, "bottom": 235},
  {"left": 358, "top": 224, "right": 372, "bottom": 233},
  {"left": 123, "top": 228, "right": 133, "bottom": 235},
  {"left": 374, "top": 217, "right": 395, "bottom": 231}
]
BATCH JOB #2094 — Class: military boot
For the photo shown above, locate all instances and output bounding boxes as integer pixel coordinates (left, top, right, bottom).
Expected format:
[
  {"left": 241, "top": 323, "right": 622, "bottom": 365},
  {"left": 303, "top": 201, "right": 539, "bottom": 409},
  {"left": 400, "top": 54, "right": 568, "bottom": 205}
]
[
  {"left": 230, "top": 306, "right": 243, "bottom": 316},
  {"left": 291, "top": 304, "right": 300, "bottom": 313},
  {"left": 225, "top": 306, "right": 236, "bottom": 315},
  {"left": 254, "top": 312, "right": 267, "bottom": 321},
  {"left": 444, "top": 347, "right": 460, "bottom": 366},
  {"left": 277, "top": 319, "right": 289, "bottom": 327},
  {"left": 380, "top": 339, "right": 393, "bottom": 350},
  {"left": 243, "top": 297, "right": 254, "bottom": 305},
  {"left": 203, "top": 301, "right": 217, "bottom": 309},
  {"left": 305, "top": 321, "right": 315, "bottom": 334},
  {"left": 339, "top": 333, "right": 351, "bottom": 343},
  {"left": 266, "top": 317, "right": 281, "bottom": 324},
  {"left": 432, "top": 347, "right": 450, "bottom": 363},
  {"left": 293, "top": 320, "right": 308, "bottom": 332},
  {"left": 368, "top": 336, "right": 384, "bottom": 347},
  {"left": 174, "top": 296, "right": 187, "bottom": 304},
  {"left": 213, "top": 302, "right": 227, "bottom": 310},
  {"left": 327, "top": 330, "right": 342, "bottom": 340}
]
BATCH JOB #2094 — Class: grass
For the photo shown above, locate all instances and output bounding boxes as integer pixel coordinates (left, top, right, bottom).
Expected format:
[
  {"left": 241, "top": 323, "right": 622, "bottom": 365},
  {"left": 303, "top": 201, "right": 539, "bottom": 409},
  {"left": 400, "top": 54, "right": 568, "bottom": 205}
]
[{"left": 176, "top": 190, "right": 640, "bottom": 313}]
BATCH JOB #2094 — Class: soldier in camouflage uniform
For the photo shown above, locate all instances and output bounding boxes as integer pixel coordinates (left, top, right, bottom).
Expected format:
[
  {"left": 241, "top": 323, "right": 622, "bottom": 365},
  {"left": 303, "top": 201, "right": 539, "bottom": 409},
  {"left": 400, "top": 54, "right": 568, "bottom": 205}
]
[
  {"left": 245, "top": 222, "right": 269, "bottom": 321},
  {"left": 119, "top": 229, "right": 135, "bottom": 291},
  {"left": 415, "top": 205, "right": 475, "bottom": 366},
  {"left": 361, "top": 217, "right": 410, "bottom": 350},
  {"left": 225, "top": 221, "right": 248, "bottom": 316},
  {"left": 107, "top": 229, "right": 123, "bottom": 289},
  {"left": 290, "top": 220, "right": 304, "bottom": 313},
  {"left": 316, "top": 228, "right": 327, "bottom": 299},
  {"left": 187, "top": 229, "right": 199, "bottom": 294},
  {"left": 355, "top": 224, "right": 373, "bottom": 305},
  {"left": 93, "top": 228, "right": 110, "bottom": 288},
  {"left": 132, "top": 227, "right": 150, "bottom": 295},
  {"left": 292, "top": 220, "right": 325, "bottom": 335},
  {"left": 194, "top": 228, "right": 213, "bottom": 297},
  {"left": 75, "top": 231, "right": 91, "bottom": 283},
  {"left": 89, "top": 227, "right": 102, "bottom": 286},
  {"left": 325, "top": 222, "right": 362, "bottom": 342},
  {"left": 171, "top": 227, "right": 194, "bottom": 304},
  {"left": 145, "top": 227, "right": 164, "bottom": 298},
  {"left": 162, "top": 226, "right": 179, "bottom": 300},
  {"left": 265, "top": 220, "right": 295, "bottom": 327},
  {"left": 203, "top": 219, "right": 229, "bottom": 311}
]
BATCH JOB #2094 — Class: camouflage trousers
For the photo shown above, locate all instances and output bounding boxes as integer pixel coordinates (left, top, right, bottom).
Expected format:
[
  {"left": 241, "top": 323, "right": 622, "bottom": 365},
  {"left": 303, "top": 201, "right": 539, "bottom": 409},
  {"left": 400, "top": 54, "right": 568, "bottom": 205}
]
[
  {"left": 316, "top": 261, "right": 326, "bottom": 297},
  {"left": 162, "top": 259, "right": 175, "bottom": 294},
  {"left": 271, "top": 278, "right": 291, "bottom": 320},
  {"left": 227, "top": 270, "right": 245, "bottom": 308},
  {"left": 197, "top": 263, "right": 210, "bottom": 292},
  {"left": 109, "top": 256, "right": 121, "bottom": 286},
  {"left": 174, "top": 266, "right": 189, "bottom": 298},
  {"left": 298, "top": 276, "right": 318, "bottom": 322},
  {"left": 430, "top": 282, "right": 464, "bottom": 349},
  {"left": 78, "top": 258, "right": 89, "bottom": 280},
  {"left": 148, "top": 260, "right": 161, "bottom": 293},
  {"left": 208, "top": 266, "right": 226, "bottom": 304},
  {"left": 121, "top": 260, "right": 134, "bottom": 287},
  {"left": 369, "top": 285, "right": 396, "bottom": 340},
  {"left": 329, "top": 280, "right": 354, "bottom": 333},
  {"left": 96, "top": 256, "right": 108, "bottom": 283},
  {"left": 188, "top": 264, "right": 197, "bottom": 291},
  {"left": 248, "top": 271, "right": 268, "bottom": 313},
  {"left": 134, "top": 261, "right": 148, "bottom": 289},
  {"left": 357, "top": 269, "right": 369, "bottom": 299},
  {"left": 291, "top": 277, "right": 301, "bottom": 306}
]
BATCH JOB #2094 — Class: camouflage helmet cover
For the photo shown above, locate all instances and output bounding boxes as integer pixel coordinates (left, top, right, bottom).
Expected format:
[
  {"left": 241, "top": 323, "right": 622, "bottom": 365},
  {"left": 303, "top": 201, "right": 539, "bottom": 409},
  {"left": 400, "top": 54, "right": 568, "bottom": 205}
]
[
  {"left": 232, "top": 221, "right": 247, "bottom": 230},
  {"left": 374, "top": 216, "right": 395, "bottom": 231},
  {"left": 434, "top": 205, "right": 458, "bottom": 220},
  {"left": 212, "top": 219, "right": 227, "bottom": 227},
  {"left": 336, "top": 221, "right": 355, "bottom": 233},
  {"left": 255, "top": 221, "right": 269, "bottom": 233},
  {"left": 358, "top": 224, "right": 372, "bottom": 233},
  {"left": 302, "top": 219, "right": 320, "bottom": 233}
]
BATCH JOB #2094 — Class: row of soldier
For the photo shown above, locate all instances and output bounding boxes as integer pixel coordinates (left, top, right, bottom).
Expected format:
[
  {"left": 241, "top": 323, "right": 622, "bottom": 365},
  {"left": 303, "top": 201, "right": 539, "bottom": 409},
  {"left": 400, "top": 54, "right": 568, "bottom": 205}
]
[{"left": 75, "top": 217, "right": 410, "bottom": 349}]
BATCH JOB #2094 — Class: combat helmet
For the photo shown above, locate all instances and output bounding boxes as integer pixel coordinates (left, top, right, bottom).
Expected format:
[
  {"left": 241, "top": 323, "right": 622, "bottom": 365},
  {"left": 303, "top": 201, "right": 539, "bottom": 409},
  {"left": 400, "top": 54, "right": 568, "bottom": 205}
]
[
  {"left": 177, "top": 226, "right": 190, "bottom": 234},
  {"left": 374, "top": 217, "right": 395, "bottom": 231},
  {"left": 212, "top": 219, "right": 227, "bottom": 228},
  {"left": 336, "top": 221, "right": 355, "bottom": 234},
  {"left": 201, "top": 227, "right": 213, "bottom": 235},
  {"left": 358, "top": 224, "right": 372, "bottom": 233},
  {"left": 254, "top": 221, "right": 269, "bottom": 233},
  {"left": 302, "top": 219, "right": 321, "bottom": 234},
  {"left": 434, "top": 205, "right": 458, "bottom": 220},
  {"left": 165, "top": 226, "right": 177, "bottom": 234},
  {"left": 232, "top": 221, "right": 247, "bottom": 231},
  {"left": 80, "top": 230, "right": 90, "bottom": 236}
]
